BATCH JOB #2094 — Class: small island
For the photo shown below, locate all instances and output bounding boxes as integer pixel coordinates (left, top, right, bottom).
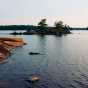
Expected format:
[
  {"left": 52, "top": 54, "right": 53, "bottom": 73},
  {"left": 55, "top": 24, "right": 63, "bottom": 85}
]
[
  {"left": 11, "top": 19, "right": 71, "bottom": 36},
  {"left": 0, "top": 19, "right": 71, "bottom": 36}
]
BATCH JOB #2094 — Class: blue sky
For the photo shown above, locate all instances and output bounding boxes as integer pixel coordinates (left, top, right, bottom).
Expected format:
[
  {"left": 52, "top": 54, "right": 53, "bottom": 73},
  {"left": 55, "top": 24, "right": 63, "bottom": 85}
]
[{"left": 0, "top": 0, "right": 88, "bottom": 27}]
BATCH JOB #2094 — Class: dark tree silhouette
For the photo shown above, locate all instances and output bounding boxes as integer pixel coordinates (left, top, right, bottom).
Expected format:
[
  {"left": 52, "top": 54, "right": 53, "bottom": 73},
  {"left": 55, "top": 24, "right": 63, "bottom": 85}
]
[
  {"left": 0, "top": 19, "right": 71, "bottom": 35},
  {"left": 38, "top": 19, "right": 48, "bottom": 34},
  {"left": 54, "top": 21, "right": 64, "bottom": 34},
  {"left": 38, "top": 19, "right": 48, "bottom": 27},
  {"left": 64, "top": 24, "right": 71, "bottom": 34}
]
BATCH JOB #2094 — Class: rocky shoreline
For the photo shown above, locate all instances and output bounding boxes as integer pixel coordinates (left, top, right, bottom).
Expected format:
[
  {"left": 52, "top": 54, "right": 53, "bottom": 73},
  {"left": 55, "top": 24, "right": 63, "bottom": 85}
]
[{"left": 0, "top": 37, "right": 26, "bottom": 63}]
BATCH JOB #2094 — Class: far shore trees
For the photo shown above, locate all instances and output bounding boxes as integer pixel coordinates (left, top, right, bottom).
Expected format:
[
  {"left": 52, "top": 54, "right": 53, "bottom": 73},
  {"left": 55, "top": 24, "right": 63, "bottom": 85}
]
[
  {"left": 9, "top": 18, "right": 71, "bottom": 35},
  {"left": 38, "top": 19, "right": 48, "bottom": 27},
  {"left": 38, "top": 19, "right": 48, "bottom": 34},
  {"left": 54, "top": 21, "right": 71, "bottom": 35},
  {"left": 54, "top": 21, "right": 64, "bottom": 35}
]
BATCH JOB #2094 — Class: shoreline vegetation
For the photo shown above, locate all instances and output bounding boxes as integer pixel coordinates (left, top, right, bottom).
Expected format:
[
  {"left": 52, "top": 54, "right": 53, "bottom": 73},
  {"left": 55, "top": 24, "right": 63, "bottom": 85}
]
[
  {"left": 0, "top": 38, "right": 26, "bottom": 63},
  {"left": 0, "top": 19, "right": 72, "bottom": 36},
  {"left": 0, "top": 19, "right": 87, "bottom": 36}
]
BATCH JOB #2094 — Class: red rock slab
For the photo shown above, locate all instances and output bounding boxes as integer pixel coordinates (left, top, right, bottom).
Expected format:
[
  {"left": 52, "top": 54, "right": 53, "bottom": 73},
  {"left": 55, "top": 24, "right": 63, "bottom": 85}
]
[
  {"left": 0, "top": 42, "right": 14, "bottom": 51},
  {"left": 0, "top": 37, "right": 26, "bottom": 63},
  {"left": 0, "top": 45, "right": 10, "bottom": 56},
  {"left": 4, "top": 41, "right": 25, "bottom": 47},
  {"left": 0, "top": 37, "right": 23, "bottom": 42},
  {"left": 0, "top": 53, "right": 6, "bottom": 62}
]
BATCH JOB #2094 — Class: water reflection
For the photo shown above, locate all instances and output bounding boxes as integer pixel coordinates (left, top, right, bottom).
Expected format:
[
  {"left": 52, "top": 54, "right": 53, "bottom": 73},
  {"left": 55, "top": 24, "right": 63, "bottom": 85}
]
[{"left": 0, "top": 30, "right": 88, "bottom": 87}]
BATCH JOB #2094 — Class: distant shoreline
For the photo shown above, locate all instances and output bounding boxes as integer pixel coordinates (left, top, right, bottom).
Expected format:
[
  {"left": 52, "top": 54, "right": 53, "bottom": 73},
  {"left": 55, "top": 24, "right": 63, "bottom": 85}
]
[
  {"left": 0, "top": 25, "right": 87, "bottom": 30},
  {"left": 10, "top": 31, "right": 71, "bottom": 36},
  {"left": 0, "top": 25, "right": 71, "bottom": 36},
  {"left": 2, "top": 25, "right": 88, "bottom": 36}
]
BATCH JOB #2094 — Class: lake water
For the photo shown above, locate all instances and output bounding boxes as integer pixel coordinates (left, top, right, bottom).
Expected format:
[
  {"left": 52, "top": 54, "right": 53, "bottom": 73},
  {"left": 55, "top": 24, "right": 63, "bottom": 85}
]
[{"left": 0, "top": 30, "right": 88, "bottom": 88}]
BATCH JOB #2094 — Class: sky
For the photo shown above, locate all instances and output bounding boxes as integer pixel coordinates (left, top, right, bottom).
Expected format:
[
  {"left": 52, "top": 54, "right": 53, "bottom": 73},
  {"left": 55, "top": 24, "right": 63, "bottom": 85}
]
[{"left": 0, "top": 0, "right": 88, "bottom": 27}]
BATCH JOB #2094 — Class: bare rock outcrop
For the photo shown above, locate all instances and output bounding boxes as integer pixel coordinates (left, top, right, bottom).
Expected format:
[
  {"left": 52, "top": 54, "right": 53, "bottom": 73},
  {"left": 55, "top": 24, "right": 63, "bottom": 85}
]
[{"left": 0, "top": 37, "right": 26, "bottom": 62}]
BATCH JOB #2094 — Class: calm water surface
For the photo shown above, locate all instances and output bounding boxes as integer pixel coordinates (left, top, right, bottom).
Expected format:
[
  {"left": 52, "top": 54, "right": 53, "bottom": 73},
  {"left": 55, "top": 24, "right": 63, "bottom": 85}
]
[{"left": 0, "top": 30, "right": 88, "bottom": 88}]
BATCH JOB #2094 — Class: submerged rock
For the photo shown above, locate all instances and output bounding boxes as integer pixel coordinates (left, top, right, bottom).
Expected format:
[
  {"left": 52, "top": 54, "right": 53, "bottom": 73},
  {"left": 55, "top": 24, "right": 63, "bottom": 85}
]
[
  {"left": 29, "top": 52, "right": 44, "bottom": 55},
  {"left": 26, "top": 75, "right": 41, "bottom": 83}
]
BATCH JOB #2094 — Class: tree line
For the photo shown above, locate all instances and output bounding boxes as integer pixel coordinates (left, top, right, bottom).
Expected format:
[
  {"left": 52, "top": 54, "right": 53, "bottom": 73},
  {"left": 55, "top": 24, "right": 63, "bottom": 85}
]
[{"left": 0, "top": 18, "right": 71, "bottom": 35}]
